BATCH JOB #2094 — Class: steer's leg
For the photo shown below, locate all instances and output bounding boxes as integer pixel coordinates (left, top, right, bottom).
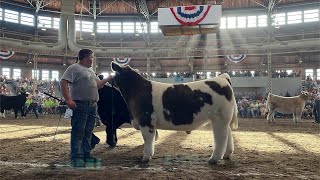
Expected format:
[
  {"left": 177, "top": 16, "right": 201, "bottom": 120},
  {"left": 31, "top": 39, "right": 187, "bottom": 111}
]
[
  {"left": 1, "top": 110, "right": 6, "bottom": 118},
  {"left": 267, "top": 109, "right": 274, "bottom": 122},
  {"left": 14, "top": 108, "right": 19, "bottom": 118},
  {"left": 223, "top": 126, "right": 234, "bottom": 159},
  {"left": 296, "top": 111, "right": 302, "bottom": 123},
  {"left": 106, "top": 124, "right": 117, "bottom": 147},
  {"left": 293, "top": 113, "right": 297, "bottom": 123},
  {"left": 140, "top": 126, "right": 156, "bottom": 162},
  {"left": 209, "top": 121, "right": 228, "bottom": 164}
]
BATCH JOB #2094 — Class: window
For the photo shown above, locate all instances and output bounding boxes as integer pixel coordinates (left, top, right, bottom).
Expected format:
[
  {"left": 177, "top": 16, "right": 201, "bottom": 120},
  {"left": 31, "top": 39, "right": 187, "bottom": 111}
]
[
  {"left": 42, "top": 70, "right": 50, "bottom": 80},
  {"left": 110, "top": 22, "right": 122, "bottom": 33},
  {"left": 227, "top": 17, "right": 236, "bottom": 29},
  {"left": 20, "top": 13, "right": 34, "bottom": 26},
  {"left": 81, "top": 21, "right": 93, "bottom": 32},
  {"left": 305, "top": 69, "right": 314, "bottom": 80},
  {"left": 286, "top": 70, "right": 293, "bottom": 75},
  {"left": 123, "top": 22, "right": 135, "bottom": 33},
  {"left": 304, "top": 9, "right": 319, "bottom": 22},
  {"left": 250, "top": 71, "right": 255, "bottom": 77},
  {"left": 75, "top": 20, "right": 81, "bottom": 31},
  {"left": 150, "top": 22, "right": 160, "bottom": 33},
  {"left": 2, "top": 68, "right": 11, "bottom": 78},
  {"left": 0, "top": 8, "right": 3, "bottom": 20},
  {"left": 220, "top": 17, "right": 226, "bottom": 29},
  {"left": 258, "top": 15, "right": 267, "bottom": 27},
  {"left": 287, "top": 11, "right": 302, "bottom": 24},
  {"left": 38, "top": 16, "right": 52, "bottom": 28},
  {"left": 51, "top": 71, "right": 59, "bottom": 81},
  {"left": 75, "top": 20, "right": 93, "bottom": 32},
  {"left": 136, "top": 22, "right": 147, "bottom": 33},
  {"left": 237, "top": 16, "right": 246, "bottom": 28},
  {"left": 13, "top": 69, "right": 21, "bottom": 79},
  {"left": 100, "top": 72, "right": 109, "bottom": 78},
  {"left": 5, "top": 9, "right": 19, "bottom": 23},
  {"left": 247, "top": 16, "right": 257, "bottom": 27},
  {"left": 53, "top": 18, "right": 60, "bottom": 29},
  {"left": 317, "top": 69, "right": 320, "bottom": 80},
  {"left": 32, "top": 70, "right": 40, "bottom": 80},
  {"left": 274, "top": 13, "right": 286, "bottom": 25},
  {"left": 97, "top": 22, "right": 108, "bottom": 33},
  {"left": 220, "top": 18, "right": 227, "bottom": 29}
]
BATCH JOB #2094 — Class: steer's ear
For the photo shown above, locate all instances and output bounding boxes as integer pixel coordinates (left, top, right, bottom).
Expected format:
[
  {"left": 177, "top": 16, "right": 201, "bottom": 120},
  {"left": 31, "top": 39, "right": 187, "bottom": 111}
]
[{"left": 111, "top": 62, "right": 122, "bottom": 73}]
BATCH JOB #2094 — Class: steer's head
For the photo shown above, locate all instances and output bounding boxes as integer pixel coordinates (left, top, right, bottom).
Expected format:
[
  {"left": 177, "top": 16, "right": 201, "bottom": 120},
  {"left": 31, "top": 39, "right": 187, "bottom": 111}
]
[
  {"left": 111, "top": 62, "right": 143, "bottom": 96},
  {"left": 218, "top": 73, "right": 232, "bottom": 86},
  {"left": 300, "top": 91, "right": 315, "bottom": 100}
]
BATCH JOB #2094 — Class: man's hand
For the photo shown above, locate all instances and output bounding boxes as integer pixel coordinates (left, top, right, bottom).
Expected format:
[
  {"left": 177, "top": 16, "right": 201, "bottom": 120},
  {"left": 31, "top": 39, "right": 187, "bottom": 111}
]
[
  {"left": 66, "top": 99, "right": 77, "bottom": 109},
  {"left": 97, "top": 76, "right": 114, "bottom": 89}
]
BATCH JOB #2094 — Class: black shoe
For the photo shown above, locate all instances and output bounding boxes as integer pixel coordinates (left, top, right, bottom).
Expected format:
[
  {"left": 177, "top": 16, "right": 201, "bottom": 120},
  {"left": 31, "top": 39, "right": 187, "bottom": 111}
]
[{"left": 70, "top": 158, "right": 85, "bottom": 168}]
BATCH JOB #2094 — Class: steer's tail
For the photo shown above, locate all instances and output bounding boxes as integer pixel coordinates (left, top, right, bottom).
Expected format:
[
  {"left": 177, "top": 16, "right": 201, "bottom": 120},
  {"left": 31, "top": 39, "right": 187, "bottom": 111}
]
[{"left": 230, "top": 97, "right": 238, "bottom": 130}]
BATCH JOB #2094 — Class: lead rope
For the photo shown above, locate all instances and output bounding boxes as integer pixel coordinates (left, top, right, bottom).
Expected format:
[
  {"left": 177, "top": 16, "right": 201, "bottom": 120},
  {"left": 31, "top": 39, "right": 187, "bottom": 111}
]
[{"left": 53, "top": 108, "right": 64, "bottom": 140}]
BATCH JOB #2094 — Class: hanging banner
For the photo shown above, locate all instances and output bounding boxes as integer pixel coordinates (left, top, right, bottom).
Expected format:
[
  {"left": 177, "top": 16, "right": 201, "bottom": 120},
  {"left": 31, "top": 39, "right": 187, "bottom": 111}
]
[
  {"left": 0, "top": 50, "right": 15, "bottom": 59},
  {"left": 112, "top": 58, "right": 131, "bottom": 65},
  {"left": 226, "top": 54, "right": 246, "bottom": 63},
  {"left": 170, "top": 5, "right": 211, "bottom": 26}
]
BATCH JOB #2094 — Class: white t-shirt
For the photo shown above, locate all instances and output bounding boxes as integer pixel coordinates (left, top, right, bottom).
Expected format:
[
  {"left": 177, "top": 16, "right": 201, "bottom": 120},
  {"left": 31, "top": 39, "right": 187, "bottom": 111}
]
[{"left": 61, "top": 63, "right": 99, "bottom": 101}]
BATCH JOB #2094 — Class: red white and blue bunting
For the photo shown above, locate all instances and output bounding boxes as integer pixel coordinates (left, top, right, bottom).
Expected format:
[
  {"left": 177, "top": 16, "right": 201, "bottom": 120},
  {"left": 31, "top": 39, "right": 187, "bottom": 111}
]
[
  {"left": 226, "top": 54, "right": 246, "bottom": 63},
  {"left": 0, "top": 50, "right": 15, "bottom": 59},
  {"left": 112, "top": 58, "right": 131, "bottom": 65},
  {"left": 170, "top": 5, "right": 211, "bottom": 26}
]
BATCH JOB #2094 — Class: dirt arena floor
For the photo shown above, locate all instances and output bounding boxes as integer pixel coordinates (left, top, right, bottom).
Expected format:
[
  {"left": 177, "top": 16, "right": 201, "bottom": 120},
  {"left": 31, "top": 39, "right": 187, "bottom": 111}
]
[{"left": 0, "top": 114, "right": 319, "bottom": 180}]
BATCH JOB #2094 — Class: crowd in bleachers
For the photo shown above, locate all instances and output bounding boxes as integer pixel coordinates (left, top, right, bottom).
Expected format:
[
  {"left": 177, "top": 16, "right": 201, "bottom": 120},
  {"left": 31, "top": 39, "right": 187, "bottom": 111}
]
[
  {"left": 128, "top": 70, "right": 305, "bottom": 81},
  {"left": 0, "top": 75, "right": 59, "bottom": 95},
  {"left": 224, "top": 69, "right": 302, "bottom": 78},
  {"left": 303, "top": 75, "right": 318, "bottom": 93},
  {"left": 0, "top": 76, "right": 10, "bottom": 95}
]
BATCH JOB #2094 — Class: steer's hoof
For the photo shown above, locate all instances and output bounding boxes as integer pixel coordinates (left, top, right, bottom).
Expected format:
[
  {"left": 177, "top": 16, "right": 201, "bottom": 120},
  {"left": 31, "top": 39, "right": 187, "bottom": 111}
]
[
  {"left": 208, "top": 158, "right": 219, "bottom": 165},
  {"left": 142, "top": 156, "right": 151, "bottom": 163},
  {"left": 223, "top": 154, "right": 232, "bottom": 159}
]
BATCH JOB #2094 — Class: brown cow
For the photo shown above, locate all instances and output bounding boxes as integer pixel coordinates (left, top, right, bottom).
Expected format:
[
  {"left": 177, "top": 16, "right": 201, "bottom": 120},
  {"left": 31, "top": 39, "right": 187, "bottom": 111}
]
[{"left": 266, "top": 92, "right": 314, "bottom": 123}]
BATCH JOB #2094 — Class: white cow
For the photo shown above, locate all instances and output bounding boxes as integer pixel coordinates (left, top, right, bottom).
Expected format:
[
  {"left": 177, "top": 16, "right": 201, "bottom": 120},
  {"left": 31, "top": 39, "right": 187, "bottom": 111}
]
[
  {"left": 266, "top": 92, "right": 313, "bottom": 123},
  {"left": 111, "top": 62, "right": 238, "bottom": 164}
]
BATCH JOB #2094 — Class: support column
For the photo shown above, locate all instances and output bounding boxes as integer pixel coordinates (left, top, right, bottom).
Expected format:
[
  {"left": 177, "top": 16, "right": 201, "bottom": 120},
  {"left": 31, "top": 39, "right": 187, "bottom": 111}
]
[
  {"left": 33, "top": 53, "right": 38, "bottom": 92},
  {"left": 204, "top": 51, "right": 208, "bottom": 79},
  {"left": 267, "top": 3, "right": 274, "bottom": 94},
  {"left": 146, "top": 57, "right": 151, "bottom": 80}
]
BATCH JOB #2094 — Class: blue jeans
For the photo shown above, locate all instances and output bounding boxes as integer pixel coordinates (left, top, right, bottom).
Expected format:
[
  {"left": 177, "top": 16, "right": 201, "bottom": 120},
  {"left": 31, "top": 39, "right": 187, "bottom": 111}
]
[
  {"left": 24, "top": 103, "right": 39, "bottom": 118},
  {"left": 70, "top": 101, "right": 97, "bottom": 160}
]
